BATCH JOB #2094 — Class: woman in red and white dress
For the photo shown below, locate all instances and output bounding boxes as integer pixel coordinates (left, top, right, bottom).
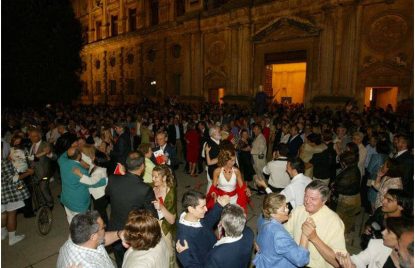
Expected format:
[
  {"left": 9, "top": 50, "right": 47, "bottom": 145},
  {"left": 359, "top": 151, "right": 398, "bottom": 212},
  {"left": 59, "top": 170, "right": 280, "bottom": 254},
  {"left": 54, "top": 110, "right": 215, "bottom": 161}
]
[{"left": 206, "top": 148, "right": 249, "bottom": 212}]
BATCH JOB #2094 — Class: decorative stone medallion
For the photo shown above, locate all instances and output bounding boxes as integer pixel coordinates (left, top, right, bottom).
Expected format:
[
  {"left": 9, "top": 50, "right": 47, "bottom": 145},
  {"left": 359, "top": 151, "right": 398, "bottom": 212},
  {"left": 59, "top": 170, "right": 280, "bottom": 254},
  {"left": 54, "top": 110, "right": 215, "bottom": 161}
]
[
  {"left": 207, "top": 41, "right": 226, "bottom": 65},
  {"left": 367, "top": 15, "right": 408, "bottom": 52}
]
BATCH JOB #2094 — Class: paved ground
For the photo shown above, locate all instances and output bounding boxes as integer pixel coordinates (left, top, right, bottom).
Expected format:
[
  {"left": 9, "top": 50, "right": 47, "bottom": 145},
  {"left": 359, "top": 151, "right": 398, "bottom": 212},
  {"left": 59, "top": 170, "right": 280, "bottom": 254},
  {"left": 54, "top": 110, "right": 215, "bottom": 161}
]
[{"left": 2, "top": 168, "right": 366, "bottom": 268}]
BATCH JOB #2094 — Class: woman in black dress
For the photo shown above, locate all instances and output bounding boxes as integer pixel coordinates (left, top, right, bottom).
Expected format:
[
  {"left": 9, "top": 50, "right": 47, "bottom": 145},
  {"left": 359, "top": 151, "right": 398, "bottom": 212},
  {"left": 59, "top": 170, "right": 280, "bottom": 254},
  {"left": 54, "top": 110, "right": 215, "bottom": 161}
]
[{"left": 236, "top": 129, "right": 256, "bottom": 182}]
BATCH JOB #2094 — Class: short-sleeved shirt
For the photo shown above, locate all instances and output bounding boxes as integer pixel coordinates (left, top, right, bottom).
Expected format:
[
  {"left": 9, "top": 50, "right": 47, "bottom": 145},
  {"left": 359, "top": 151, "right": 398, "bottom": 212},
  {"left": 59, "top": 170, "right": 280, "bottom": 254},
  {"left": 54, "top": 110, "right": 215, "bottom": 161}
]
[
  {"left": 57, "top": 239, "right": 114, "bottom": 268},
  {"left": 284, "top": 205, "right": 346, "bottom": 268}
]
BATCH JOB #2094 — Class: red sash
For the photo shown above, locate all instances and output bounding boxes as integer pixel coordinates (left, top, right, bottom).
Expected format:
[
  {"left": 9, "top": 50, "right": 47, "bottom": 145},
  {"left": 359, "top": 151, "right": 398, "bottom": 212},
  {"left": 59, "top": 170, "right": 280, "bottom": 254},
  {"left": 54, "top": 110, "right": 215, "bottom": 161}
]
[{"left": 206, "top": 183, "right": 248, "bottom": 213}]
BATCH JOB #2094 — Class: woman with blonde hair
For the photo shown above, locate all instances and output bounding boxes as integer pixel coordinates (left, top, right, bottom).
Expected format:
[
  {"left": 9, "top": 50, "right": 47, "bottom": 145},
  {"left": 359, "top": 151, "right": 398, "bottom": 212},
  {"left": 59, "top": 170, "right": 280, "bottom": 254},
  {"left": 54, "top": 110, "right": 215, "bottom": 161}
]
[
  {"left": 254, "top": 193, "right": 310, "bottom": 268},
  {"left": 206, "top": 148, "right": 249, "bottom": 212},
  {"left": 151, "top": 164, "right": 177, "bottom": 267},
  {"left": 122, "top": 210, "right": 170, "bottom": 268}
]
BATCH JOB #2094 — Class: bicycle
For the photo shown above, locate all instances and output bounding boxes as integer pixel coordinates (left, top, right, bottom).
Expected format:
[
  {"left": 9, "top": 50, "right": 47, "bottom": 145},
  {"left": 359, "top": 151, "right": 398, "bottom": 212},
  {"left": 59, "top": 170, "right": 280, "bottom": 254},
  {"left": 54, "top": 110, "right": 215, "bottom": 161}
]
[{"left": 30, "top": 178, "right": 53, "bottom": 236}]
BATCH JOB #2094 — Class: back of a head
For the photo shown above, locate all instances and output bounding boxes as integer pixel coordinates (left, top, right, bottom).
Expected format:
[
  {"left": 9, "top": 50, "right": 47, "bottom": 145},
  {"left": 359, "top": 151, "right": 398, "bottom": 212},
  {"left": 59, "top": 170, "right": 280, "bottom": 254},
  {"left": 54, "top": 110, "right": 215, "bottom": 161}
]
[
  {"left": 137, "top": 143, "right": 152, "bottom": 156},
  {"left": 94, "top": 150, "right": 110, "bottom": 168},
  {"left": 307, "top": 133, "right": 321, "bottom": 145},
  {"left": 276, "top": 143, "right": 289, "bottom": 157},
  {"left": 124, "top": 209, "right": 161, "bottom": 250},
  {"left": 125, "top": 151, "right": 145, "bottom": 172},
  {"left": 339, "top": 151, "right": 358, "bottom": 167},
  {"left": 288, "top": 157, "right": 305, "bottom": 174},
  {"left": 385, "top": 217, "right": 414, "bottom": 239},
  {"left": 321, "top": 129, "right": 333, "bottom": 142},
  {"left": 182, "top": 190, "right": 205, "bottom": 212},
  {"left": 221, "top": 204, "right": 246, "bottom": 238},
  {"left": 70, "top": 210, "right": 100, "bottom": 245},
  {"left": 68, "top": 148, "right": 81, "bottom": 160}
]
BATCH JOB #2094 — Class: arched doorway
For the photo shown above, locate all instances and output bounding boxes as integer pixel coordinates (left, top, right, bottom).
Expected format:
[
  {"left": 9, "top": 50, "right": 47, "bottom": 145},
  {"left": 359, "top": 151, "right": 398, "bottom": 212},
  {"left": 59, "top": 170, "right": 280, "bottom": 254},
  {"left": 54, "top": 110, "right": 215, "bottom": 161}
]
[{"left": 204, "top": 71, "right": 227, "bottom": 103}]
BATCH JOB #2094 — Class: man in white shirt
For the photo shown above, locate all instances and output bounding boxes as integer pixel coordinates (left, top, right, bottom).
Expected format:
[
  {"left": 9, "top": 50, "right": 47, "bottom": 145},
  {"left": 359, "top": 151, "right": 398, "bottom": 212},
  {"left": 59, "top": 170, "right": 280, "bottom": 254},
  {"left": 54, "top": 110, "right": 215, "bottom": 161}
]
[
  {"left": 256, "top": 157, "right": 311, "bottom": 209},
  {"left": 280, "top": 158, "right": 312, "bottom": 209},
  {"left": 262, "top": 143, "right": 291, "bottom": 192}
]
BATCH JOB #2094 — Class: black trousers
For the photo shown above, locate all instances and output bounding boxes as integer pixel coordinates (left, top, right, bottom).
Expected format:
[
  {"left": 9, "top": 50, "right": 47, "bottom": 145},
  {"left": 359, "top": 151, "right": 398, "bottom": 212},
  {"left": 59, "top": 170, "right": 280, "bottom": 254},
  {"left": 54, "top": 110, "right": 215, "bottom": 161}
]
[
  {"left": 39, "top": 179, "right": 54, "bottom": 207},
  {"left": 21, "top": 176, "right": 34, "bottom": 216},
  {"left": 92, "top": 195, "right": 109, "bottom": 225}
]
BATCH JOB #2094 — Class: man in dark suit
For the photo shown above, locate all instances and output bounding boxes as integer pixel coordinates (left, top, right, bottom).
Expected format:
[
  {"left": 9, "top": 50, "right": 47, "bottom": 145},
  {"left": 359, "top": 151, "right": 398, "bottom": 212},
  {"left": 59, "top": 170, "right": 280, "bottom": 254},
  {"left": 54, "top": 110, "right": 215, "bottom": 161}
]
[
  {"left": 176, "top": 203, "right": 253, "bottom": 267},
  {"left": 197, "top": 121, "right": 210, "bottom": 174},
  {"left": 167, "top": 117, "right": 177, "bottom": 146},
  {"left": 28, "top": 129, "right": 54, "bottom": 211},
  {"left": 287, "top": 124, "right": 303, "bottom": 158},
  {"left": 394, "top": 134, "right": 413, "bottom": 194},
  {"left": 152, "top": 130, "right": 178, "bottom": 170},
  {"left": 110, "top": 122, "right": 131, "bottom": 168},
  {"left": 106, "top": 151, "right": 157, "bottom": 268}
]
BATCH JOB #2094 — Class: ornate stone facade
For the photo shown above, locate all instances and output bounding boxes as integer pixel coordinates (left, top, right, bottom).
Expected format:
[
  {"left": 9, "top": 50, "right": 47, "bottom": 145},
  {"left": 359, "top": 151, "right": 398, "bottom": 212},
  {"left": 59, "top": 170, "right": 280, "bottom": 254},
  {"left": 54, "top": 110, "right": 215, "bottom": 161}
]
[{"left": 72, "top": 0, "right": 413, "bottom": 106}]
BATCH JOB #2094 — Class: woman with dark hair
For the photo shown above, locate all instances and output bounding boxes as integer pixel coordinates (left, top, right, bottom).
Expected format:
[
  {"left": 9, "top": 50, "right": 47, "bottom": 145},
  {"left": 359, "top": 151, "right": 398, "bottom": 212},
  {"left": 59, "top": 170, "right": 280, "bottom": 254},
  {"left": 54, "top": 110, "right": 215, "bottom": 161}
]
[
  {"left": 254, "top": 193, "right": 309, "bottom": 268},
  {"left": 236, "top": 129, "right": 256, "bottom": 182},
  {"left": 372, "top": 159, "right": 403, "bottom": 209},
  {"left": 122, "top": 210, "right": 170, "bottom": 268},
  {"left": 206, "top": 148, "right": 249, "bottom": 212},
  {"left": 337, "top": 217, "right": 413, "bottom": 268},
  {"left": 333, "top": 151, "right": 361, "bottom": 235},
  {"left": 73, "top": 150, "right": 110, "bottom": 224}
]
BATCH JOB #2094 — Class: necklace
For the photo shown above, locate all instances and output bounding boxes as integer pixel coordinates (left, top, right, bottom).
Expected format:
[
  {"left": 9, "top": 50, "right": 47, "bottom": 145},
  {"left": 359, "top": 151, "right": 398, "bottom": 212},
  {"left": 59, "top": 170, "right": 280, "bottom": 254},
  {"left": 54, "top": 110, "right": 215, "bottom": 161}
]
[{"left": 223, "top": 168, "right": 233, "bottom": 175}]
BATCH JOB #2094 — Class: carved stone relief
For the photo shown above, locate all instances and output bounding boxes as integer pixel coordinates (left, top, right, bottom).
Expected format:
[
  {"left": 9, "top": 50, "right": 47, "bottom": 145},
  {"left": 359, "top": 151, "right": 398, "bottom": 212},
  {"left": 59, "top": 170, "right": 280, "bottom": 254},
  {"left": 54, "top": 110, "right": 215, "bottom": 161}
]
[
  {"left": 366, "top": 14, "right": 408, "bottom": 52},
  {"left": 207, "top": 41, "right": 226, "bottom": 65}
]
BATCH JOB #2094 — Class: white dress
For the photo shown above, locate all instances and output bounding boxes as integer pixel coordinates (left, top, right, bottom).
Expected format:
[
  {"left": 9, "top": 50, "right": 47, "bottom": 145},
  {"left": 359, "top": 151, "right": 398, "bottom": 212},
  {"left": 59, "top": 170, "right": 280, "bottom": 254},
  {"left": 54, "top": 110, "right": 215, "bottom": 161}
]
[{"left": 217, "top": 167, "right": 238, "bottom": 204}]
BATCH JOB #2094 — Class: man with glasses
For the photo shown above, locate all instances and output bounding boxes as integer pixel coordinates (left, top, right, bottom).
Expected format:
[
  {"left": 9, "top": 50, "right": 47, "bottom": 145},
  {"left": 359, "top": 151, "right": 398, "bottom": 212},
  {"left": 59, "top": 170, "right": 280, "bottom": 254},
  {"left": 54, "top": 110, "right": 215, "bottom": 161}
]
[{"left": 57, "top": 210, "right": 123, "bottom": 268}]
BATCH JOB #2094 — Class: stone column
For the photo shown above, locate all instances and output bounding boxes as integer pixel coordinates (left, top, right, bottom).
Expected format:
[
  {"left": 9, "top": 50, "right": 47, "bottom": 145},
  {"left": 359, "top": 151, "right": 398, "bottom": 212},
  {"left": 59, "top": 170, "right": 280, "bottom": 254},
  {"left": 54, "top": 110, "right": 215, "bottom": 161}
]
[
  {"left": 338, "top": 4, "right": 358, "bottom": 97},
  {"left": 88, "top": 0, "right": 93, "bottom": 42},
  {"left": 331, "top": 7, "right": 343, "bottom": 96},
  {"left": 102, "top": 0, "right": 108, "bottom": 39},
  {"left": 120, "top": 47, "right": 125, "bottom": 103},
  {"left": 182, "top": 33, "right": 191, "bottom": 96},
  {"left": 229, "top": 24, "right": 239, "bottom": 95},
  {"left": 239, "top": 23, "right": 251, "bottom": 96},
  {"left": 191, "top": 31, "right": 202, "bottom": 97},
  {"left": 103, "top": 51, "right": 108, "bottom": 104},
  {"left": 319, "top": 5, "right": 336, "bottom": 95},
  {"left": 119, "top": 0, "right": 126, "bottom": 34}
]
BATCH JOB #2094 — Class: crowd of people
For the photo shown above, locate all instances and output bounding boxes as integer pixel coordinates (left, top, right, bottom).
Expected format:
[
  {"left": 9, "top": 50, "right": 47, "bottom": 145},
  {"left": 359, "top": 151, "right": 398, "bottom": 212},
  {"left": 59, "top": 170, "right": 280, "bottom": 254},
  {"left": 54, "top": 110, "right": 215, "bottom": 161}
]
[{"left": 1, "top": 97, "right": 414, "bottom": 268}]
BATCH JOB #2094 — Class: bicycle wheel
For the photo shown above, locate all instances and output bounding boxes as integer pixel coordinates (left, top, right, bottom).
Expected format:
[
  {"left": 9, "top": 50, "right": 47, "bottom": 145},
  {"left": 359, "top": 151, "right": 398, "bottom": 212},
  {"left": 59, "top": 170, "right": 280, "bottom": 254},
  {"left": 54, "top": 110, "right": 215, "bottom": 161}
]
[{"left": 36, "top": 206, "right": 53, "bottom": 236}]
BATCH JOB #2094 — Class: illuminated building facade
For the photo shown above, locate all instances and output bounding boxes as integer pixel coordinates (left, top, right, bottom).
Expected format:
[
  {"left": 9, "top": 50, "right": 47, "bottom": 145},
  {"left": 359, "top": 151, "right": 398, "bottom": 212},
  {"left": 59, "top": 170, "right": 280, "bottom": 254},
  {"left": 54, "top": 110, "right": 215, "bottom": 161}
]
[{"left": 72, "top": 0, "right": 413, "bottom": 108}]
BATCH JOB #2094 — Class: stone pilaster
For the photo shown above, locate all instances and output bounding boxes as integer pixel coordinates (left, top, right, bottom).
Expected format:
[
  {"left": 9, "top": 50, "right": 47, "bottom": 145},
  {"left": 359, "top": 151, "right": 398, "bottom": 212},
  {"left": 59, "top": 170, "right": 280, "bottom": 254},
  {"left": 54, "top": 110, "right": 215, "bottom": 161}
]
[
  {"left": 338, "top": 4, "right": 358, "bottom": 96},
  {"left": 120, "top": 47, "right": 124, "bottom": 103},
  {"left": 239, "top": 23, "right": 251, "bottom": 96},
  {"left": 229, "top": 24, "right": 239, "bottom": 95},
  {"left": 103, "top": 51, "right": 108, "bottom": 104},
  {"left": 102, "top": 0, "right": 108, "bottom": 39},
  {"left": 319, "top": 5, "right": 335, "bottom": 95},
  {"left": 119, "top": 0, "right": 126, "bottom": 34}
]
